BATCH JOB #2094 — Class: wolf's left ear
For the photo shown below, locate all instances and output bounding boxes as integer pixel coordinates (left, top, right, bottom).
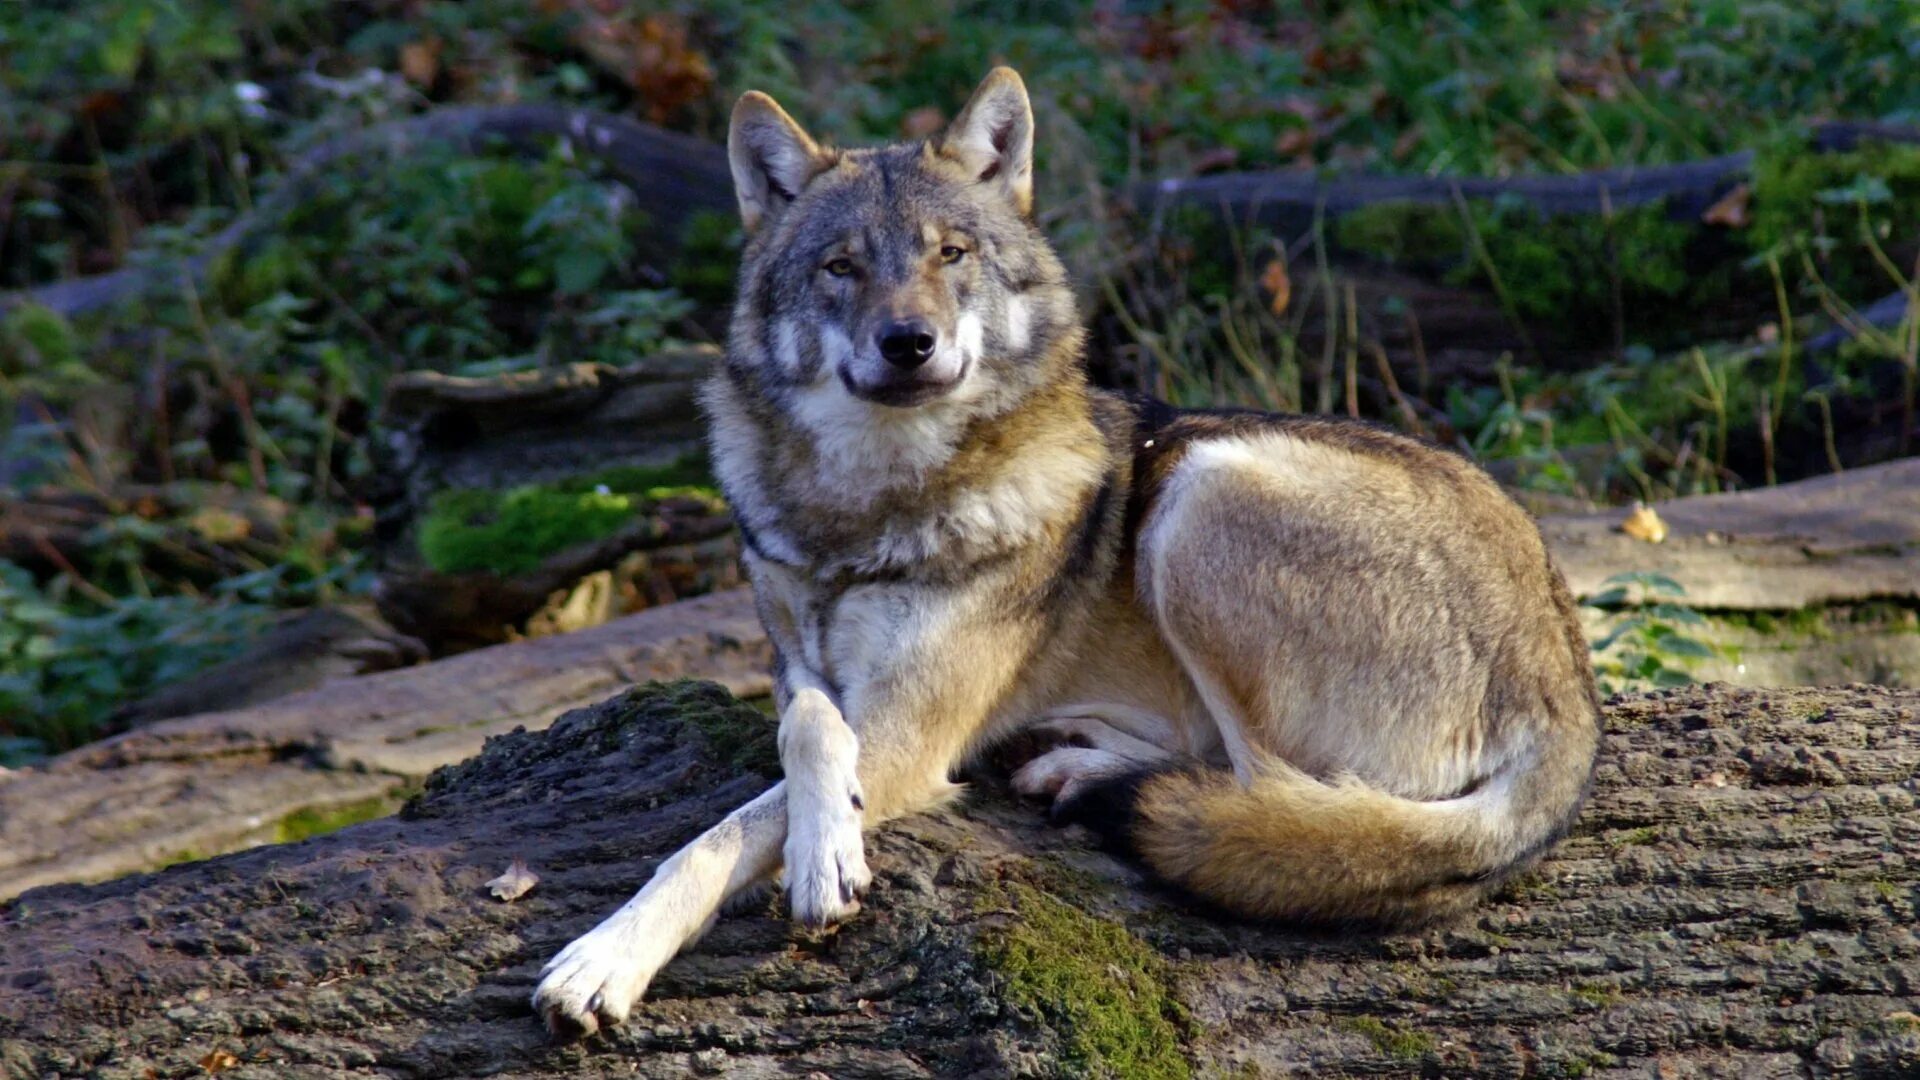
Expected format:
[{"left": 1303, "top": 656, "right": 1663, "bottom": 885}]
[
  {"left": 939, "top": 68, "right": 1035, "bottom": 216},
  {"left": 729, "top": 92, "right": 831, "bottom": 232}
]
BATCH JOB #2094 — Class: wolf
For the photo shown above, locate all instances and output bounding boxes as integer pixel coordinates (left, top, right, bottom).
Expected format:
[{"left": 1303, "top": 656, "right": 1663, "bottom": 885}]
[{"left": 532, "top": 67, "right": 1601, "bottom": 1036}]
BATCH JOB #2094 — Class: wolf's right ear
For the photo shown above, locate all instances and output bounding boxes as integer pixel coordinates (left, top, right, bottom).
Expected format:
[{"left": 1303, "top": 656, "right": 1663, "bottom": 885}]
[
  {"left": 729, "top": 92, "right": 831, "bottom": 233},
  {"left": 939, "top": 68, "right": 1035, "bottom": 216}
]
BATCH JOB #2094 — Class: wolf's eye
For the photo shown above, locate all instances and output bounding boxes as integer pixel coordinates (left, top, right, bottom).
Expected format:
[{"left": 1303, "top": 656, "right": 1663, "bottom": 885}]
[
  {"left": 940, "top": 245, "right": 966, "bottom": 265},
  {"left": 824, "top": 257, "right": 855, "bottom": 277}
]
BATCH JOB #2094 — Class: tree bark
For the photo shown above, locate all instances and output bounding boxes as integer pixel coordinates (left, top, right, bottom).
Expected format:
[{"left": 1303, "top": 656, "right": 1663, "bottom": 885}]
[{"left": 5, "top": 679, "right": 1919, "bottom": 1079}]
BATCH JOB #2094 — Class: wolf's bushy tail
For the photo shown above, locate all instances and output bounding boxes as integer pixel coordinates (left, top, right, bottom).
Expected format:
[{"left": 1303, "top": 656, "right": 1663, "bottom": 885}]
[{"left": 1067, "top": 728, "right": 1597, "bottom": 926}]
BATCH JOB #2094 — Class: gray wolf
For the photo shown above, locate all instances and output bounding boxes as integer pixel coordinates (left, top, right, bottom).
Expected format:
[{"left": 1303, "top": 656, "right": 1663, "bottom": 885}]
[{"left": 532, "top": 68, "right": 1601, "bottom": 1036}]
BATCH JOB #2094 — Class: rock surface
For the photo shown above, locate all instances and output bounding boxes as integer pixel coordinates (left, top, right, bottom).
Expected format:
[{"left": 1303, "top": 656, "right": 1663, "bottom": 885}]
[
  {"left": 0, "top": 590, "right": 768, "bottom": 901},
  {"left": 5, "top": 679, "right": 1919, "bottom": 1079}
]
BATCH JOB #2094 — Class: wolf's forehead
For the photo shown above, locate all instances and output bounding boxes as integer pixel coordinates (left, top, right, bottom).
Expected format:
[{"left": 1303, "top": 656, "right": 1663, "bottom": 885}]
[{"left": 793, "top": 147, "right": 980, "bottom": 245}]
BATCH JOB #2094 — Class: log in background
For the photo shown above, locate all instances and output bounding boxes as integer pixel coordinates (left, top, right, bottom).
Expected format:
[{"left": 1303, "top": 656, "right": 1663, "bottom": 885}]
[{"left": 3, "top": 680, "right": 1918, "bottom": 1079}]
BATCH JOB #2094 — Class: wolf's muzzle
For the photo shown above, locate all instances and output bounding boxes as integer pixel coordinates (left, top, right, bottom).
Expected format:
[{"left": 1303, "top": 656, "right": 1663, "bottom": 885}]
[{"left": 878, "top": 319, "right": 938, "bottom": 369}]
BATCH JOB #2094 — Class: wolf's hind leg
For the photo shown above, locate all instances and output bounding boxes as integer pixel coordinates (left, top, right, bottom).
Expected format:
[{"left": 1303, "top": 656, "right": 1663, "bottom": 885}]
[
  {"left": 1013, "top": 705, "right": 1182, "bottom": 811},
  {"left": 532, "top": 784, "right": 786, "bottom": 1038},
  {"left": 1033, "top": 704, "right": 1181, "bottom": 763}
]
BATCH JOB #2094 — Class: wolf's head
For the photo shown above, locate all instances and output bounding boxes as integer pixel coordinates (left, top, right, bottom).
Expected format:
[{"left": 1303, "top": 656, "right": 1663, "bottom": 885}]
[{"left": 722, "top": 69, "right": 1078, "bottom": 425}]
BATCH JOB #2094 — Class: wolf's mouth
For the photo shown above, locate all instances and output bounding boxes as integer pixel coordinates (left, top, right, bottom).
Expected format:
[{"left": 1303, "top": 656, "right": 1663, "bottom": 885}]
[{"left": 839, "top": 362, "right": 970, "bottom": 408}]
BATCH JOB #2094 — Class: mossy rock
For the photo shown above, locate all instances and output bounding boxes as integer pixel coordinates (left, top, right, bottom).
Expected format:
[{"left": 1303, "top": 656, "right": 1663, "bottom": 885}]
[
  {"left": 415, "top": 455, "right": 720, "bottom": 577},
  {"left": 977, "top": 879, "right": 1191, "bottom": 1079}
]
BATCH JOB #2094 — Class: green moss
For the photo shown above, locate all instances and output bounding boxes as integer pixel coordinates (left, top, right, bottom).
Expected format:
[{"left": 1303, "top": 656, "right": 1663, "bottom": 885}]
[
  {"left": 273, "top": 794, "right": 399, "bottom": 844},
  {"left": 419, "top": 485, "right": 637, "bottom": 575},
  {"left": 415, "top": 456, "right": 720, "bottom": 576},
  {"left": 545, "top": 456, "right": 717, "bottom": 497},
  {"left": 1336, "top": 1015, "right": 1436, "bottom": 1062},
  {"left": 1571, "top": 982, "right": 1623, "bottom": 1008},
  {"left": 977, "top": 881, "right": 1191, "bottom": 1079},
  {"left": 623, "top": 679, "right": 779, "bottom": 777},
  {"left": 1497, "top": 869, "right": 1561, "bottom": 903},
  {"left": 1607, "top": 826, "right": 1661, "bottom": 849}
]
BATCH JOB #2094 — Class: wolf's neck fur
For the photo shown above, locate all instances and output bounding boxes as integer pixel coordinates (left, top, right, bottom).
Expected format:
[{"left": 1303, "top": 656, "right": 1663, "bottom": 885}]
[{"left": 705, "top": 338, "right": 1111, "bottom": 580}]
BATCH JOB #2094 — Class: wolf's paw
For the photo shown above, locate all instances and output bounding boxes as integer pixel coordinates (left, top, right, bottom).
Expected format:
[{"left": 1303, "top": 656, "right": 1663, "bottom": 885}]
[
  {"left": 784, "top": 778, "right": 870, "bottom": 929},
  {"left": 1012, "top": 745, "right": 1133, "bottom": 814},
  {"left": 531, "top": 918, "right": 661, "bottom": 1039}
]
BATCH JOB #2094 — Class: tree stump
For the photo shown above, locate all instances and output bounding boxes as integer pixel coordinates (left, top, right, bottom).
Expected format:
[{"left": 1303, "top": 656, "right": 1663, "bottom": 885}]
[{"left": 4, "top": 679, "right": 1919, "bottom": 1078}]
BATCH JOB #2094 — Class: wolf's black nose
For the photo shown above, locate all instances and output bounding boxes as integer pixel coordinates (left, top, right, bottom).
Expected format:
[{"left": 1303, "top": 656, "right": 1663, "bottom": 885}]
[{"left": 878, "top": 320, "right": 938, "bottom": 368}]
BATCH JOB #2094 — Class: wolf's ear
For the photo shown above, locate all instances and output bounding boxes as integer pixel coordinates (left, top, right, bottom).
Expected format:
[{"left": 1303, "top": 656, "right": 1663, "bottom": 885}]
[
  {"left": 938, "top": 67, "right": 1035, "bottom": 216},
  {"left": 729, "top": 92, "right": 831, "bottom": 232}
]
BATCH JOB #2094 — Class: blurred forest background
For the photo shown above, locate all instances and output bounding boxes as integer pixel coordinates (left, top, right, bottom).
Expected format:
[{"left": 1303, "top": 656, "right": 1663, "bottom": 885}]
[{"left": 2, "top": 0, "right": 1916, "bottom": 765}]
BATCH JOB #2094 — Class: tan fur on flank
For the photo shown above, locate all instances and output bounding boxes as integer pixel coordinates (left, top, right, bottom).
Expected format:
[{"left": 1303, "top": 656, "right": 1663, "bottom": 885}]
[{"left": 532, "top": 68, "right": 1602, "bottom": 1037}]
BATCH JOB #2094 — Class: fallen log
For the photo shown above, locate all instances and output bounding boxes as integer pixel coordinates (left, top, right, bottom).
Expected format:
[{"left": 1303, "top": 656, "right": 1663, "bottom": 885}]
[
  {"left": 0, "top": 590, "right": 768, "bottom": 901},
  {"left": 1130, "top": 121, "right": 1920, "bottom": 232},
  {"left": 1541, "top": 457, "right": 1920, "bottom": 611},
  {"left": 3, "top": 678, "right": 1918, "bottom": 1078}
]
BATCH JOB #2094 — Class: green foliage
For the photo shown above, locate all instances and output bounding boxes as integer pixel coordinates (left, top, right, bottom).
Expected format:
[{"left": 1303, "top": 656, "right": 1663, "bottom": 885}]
[
  {"left": 0, "top": 304, "right": 85, "bottom": 382},
  {"left": 1336, "top": 197, "right": 1696, "bottom": 323},
  {"left": 976, "top": 880, "right": 1190, "bottom": 1080},
  {"left": 669, "top": 210, "right": 747, "bottom": 309},
  {"left": 1750, "top": 139, "right": 1920, "bottom": 296},
  {"left": 0, "top": 560, "right": 274, "bottom": 762},
  {"left": 225, "top": 141, "right": 688, "bottom": 373},
  {"left": 417, "top": 458, "right": 719, "bottom": 576},
  {"left": 1584, "top": 571, "right": 1724, "bottom": 693},
  {"left": 697, "top": 0, "right": 1920, "bottom": 183}
]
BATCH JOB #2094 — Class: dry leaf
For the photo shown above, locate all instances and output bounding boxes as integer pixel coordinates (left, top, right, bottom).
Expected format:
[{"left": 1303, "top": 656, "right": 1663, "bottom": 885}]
[
  {"left": 1274, "top": 126, "right": 1315, "bottom": 159},
  {"left": 185, "top": 506, "right": 251, "bottom": 544},
  {"left": 1620, "top": 502, "right": 1669, "bottom": 544},
  {"left": 631, "top": 15, "right": 713, "bottom": 123},
  {"left": 198, "top": 1049, "right": 239, "bottom": 1076},
  {"left": 1702, "top": 183, "right": 1751, "bottom": 228},
  {"left": 400, "top": 38, "right": 442, "bottom": 87},
  {"left": 1192, "top": 146, "right": 1240, "bottom": 174},
  {"left": 1260, "top": 258, "right": 1293, "bottom": 316},
  {"left": 487, "top": 858, "right": 539, "bottom": 902}
]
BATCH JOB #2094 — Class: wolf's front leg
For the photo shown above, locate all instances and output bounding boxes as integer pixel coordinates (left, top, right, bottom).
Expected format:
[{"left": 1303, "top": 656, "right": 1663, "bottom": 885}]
[
  {"left": 779, "top": 687, "right": 872, "bottom": 927},
  {"left": 531, "top": 783, "right": 786, "bottom": 1037}
]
